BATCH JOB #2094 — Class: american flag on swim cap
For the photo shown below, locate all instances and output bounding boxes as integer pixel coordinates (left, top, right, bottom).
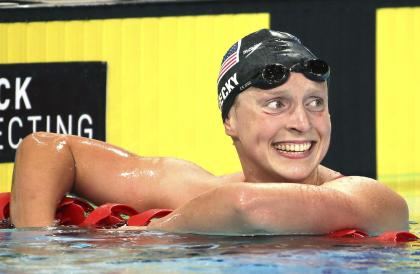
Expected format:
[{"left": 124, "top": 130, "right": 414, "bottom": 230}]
[{"left": 217, "top": 40, "right": 241, "bottom": 84}]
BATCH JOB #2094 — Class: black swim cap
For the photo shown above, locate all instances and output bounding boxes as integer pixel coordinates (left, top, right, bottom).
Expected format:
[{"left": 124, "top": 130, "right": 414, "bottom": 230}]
[{"left": 217, "top": 29, "right": 329, "bottom": 121}]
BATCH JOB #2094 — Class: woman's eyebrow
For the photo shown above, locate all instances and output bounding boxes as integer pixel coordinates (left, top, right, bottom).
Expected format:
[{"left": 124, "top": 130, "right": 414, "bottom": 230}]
[
  {"left": 305, "top": 88, "right": 328, "bottom": 96},
  {"left": 258, "top": 88, "right": 291, "bottom": 96}
]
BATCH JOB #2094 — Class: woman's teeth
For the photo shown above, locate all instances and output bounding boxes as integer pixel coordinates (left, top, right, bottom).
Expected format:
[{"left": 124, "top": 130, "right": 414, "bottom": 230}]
[{"left": 273, "top": 142, "right": 312, "bottom": 152}]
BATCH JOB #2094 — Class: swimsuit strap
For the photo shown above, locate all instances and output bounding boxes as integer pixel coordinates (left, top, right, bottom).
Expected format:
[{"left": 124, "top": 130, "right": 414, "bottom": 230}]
[{"left": 333, "top": 174, "right": 346, "bottom": 180}]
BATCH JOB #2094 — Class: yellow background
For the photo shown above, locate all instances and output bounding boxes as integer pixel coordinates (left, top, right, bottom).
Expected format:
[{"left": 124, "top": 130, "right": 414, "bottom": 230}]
[
  {"left": 0, "top": 14, "right": 270, "bottom": 192},
  {"left": 376, "top": 7, "right": 420, "bottom": 219},
  {"left": 1, "top": 8, "right": 419, "bottom": 214}
]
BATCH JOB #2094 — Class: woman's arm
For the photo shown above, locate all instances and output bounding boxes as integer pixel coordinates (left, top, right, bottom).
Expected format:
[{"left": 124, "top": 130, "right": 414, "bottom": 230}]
[
  {"left": 11, "top": 132, "right": 76, "bottom": 227},
  {"left": 148, "top": 177, "right": 409, "bottom": 235},
  {"left": 10, "top": 132, "right": 220, "bottom": 227}
]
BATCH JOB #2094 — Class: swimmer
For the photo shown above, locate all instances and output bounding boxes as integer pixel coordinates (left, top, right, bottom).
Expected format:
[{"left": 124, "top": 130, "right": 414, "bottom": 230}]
[{"left": 10, "top": 29, "right": 408, "bottom": 235}]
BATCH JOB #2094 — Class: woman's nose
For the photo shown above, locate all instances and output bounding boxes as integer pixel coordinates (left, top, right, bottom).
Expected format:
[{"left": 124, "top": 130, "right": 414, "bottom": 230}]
[{"left": 286, "top": 104, "right": 312, "bottom": 133}]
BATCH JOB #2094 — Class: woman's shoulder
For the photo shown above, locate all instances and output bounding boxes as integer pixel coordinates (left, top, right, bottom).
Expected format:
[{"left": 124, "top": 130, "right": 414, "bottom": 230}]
[
  {"left": 215, "top": 172, "right": 246, "bottom": 184},
  {"left": 318, "top": 165, "right": 345, "bottom": 183},
  {"left": 319, "top": 166, "right": 381, "bottom": 186}
]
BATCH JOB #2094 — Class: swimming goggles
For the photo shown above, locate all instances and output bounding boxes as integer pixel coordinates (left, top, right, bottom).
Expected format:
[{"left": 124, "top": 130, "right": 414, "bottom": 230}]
[{"left": 249, "top": 59, "right": 330, "bottom": 90}]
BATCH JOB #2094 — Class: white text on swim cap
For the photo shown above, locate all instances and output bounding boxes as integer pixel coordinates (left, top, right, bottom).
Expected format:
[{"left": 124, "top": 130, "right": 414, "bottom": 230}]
[
  {"left": 218, "top": 73, "right": 239, "bottom": 109},
  {"left": 242, "top": 42, "right": 262, "bottom": 58}
]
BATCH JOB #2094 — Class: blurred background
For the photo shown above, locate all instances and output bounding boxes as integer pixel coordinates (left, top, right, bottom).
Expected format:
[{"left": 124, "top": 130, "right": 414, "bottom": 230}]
[{"left": 0, "top": 0, "right": 419, "bottom": 218}]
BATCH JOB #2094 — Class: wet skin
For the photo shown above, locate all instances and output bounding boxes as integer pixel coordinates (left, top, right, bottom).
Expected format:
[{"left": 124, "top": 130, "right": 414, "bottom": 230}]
[{"left": 9, "top": 73, "right": 409, "bottom": 235}]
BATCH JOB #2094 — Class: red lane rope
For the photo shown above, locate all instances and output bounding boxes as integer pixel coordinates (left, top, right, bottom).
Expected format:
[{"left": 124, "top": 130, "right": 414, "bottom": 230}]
[
  {"left": 0, "top": 192, "right": 418, "bottom": 242},
  {"left": 328, "top": 228, "right": 418, "bottom": 242},
  {"left": 127, "top": 209, "right": 173, "bottom": 226},
  {"left": 0, "top": 192, "right": 10, "bottom": 220},
  {"left": 81, "top": 203, "right": 139, "bottom": 228}
]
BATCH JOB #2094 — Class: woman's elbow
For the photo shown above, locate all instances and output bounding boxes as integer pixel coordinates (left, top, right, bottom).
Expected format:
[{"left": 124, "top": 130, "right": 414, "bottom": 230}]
[
  {"left": 379, "top": 192, "right": 409, "bottom": 232},
  {"left": 17, "top": 132, "right": 59, "bottom": 150},
  {"left": 20, "top": 132, "right": 70, "bottom": 152},
  {"left": 14, "top": 132, "right": 73, "bottom": 172}
]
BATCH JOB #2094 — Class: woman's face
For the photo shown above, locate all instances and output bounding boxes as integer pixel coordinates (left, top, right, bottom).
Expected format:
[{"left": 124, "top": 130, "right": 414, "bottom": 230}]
[{"left": 224, "top": 72, "right": 331, "bottom": 183}]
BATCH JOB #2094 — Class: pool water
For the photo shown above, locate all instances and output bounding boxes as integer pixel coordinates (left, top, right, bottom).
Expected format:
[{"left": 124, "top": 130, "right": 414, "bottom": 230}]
[{"left": 0, "top": 223, "right": 419, "bottom": 273}]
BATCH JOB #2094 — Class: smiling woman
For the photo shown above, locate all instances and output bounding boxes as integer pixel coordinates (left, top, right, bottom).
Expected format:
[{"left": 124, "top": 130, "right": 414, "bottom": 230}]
[
  {"left": 8, "top": 29, "right": 409, "bottom": 236},
  {"left": 218, "top": 30, "right": 332, "bottom": 184}
]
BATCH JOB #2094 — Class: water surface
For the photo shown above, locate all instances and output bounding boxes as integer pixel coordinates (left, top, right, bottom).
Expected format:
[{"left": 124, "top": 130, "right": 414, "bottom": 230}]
[{"left": 1, "top": 223, "right": 419, "bottom": 273}]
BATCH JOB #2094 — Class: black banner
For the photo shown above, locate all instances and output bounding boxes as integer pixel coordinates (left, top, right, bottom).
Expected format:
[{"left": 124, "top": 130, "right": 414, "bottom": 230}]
[{"left": 0, "top": 62, "right": 107, "bottom": 163}]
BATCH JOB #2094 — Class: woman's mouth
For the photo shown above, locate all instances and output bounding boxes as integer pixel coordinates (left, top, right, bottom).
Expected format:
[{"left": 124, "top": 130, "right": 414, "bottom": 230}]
[{"left": 272, "top": 141, "right": 314, "bottom": 158}]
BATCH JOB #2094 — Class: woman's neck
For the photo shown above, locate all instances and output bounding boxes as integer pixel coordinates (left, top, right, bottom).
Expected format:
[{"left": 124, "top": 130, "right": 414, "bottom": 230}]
[{"left": 242, "top": 166, "right": 320, "bottom": 185}]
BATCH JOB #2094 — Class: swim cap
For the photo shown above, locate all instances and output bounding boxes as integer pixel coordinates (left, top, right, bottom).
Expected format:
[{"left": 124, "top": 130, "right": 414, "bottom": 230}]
[{"left": 217, "top": 29, "right": 329, "bottom": 121}]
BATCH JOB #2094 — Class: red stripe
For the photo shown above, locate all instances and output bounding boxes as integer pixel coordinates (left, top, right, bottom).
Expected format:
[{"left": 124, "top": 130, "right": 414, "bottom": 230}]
[
  {"left": 219, "top": 58, "right": 237, "bottom": 76},
  {"left": 220, "top": 54, "right": 236, "bottom": 70},
  {"left": 217, "top": 57, "right": 237, "bottom": 81}
]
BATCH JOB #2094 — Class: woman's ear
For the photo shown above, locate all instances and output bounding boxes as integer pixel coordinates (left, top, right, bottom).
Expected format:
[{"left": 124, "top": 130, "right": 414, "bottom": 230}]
[{"left": 223, "top": 111, "right": 238, "bottom": 138}]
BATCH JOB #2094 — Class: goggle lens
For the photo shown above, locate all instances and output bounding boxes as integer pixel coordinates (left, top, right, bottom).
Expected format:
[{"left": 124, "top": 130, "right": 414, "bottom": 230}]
[
  {"left": 251, "top": 59, "right": 330, "bottom": 90},
  {"left": 262, "top": 64, "right": 287, "bottom": 83},
  {"left": 304, "top": 59, "right": 330, "bottom": 80}
]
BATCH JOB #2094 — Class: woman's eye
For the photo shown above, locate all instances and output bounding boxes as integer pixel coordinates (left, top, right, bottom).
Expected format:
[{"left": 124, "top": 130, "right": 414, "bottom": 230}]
[
  {"left": 307, "top": 98, "right": 325, "bottom": 111},
  {"left": 266, "top": 100, "right": 285, "bottom": 110}
]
